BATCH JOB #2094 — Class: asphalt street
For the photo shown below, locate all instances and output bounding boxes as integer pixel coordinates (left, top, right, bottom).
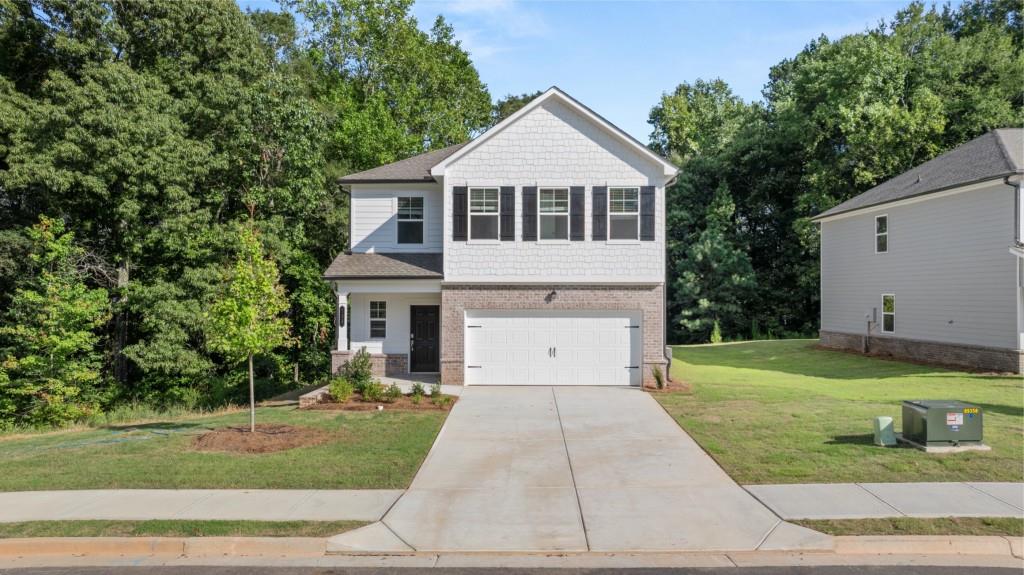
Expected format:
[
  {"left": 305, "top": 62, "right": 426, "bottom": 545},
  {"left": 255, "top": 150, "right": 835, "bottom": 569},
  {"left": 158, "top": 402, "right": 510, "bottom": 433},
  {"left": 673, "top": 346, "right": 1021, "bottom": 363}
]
[{"left": 0, "top": 567, "right": 1019, "bottom": 575}]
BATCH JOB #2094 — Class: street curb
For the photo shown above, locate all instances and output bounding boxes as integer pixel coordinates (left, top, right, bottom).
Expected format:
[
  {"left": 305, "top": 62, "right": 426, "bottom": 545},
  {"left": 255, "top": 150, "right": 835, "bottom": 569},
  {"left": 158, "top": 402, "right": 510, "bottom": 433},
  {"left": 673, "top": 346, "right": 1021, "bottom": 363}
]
[
  {"left": 834, "top": 536, "right": 1022, "bottom": 558},
  {"left": 0, "top": 535, "right": 1020, "bottom": 559}
]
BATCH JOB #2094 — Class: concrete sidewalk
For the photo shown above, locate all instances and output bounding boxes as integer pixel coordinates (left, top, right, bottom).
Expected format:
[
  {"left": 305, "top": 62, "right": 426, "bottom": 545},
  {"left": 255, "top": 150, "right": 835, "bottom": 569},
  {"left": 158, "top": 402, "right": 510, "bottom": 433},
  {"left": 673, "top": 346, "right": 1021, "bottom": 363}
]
[
  {"left": 746, "top": 482, "right": 1024, "bottom": 520},
  {"left": 0, "top": 490, "right": 402, "bottom": 523}
]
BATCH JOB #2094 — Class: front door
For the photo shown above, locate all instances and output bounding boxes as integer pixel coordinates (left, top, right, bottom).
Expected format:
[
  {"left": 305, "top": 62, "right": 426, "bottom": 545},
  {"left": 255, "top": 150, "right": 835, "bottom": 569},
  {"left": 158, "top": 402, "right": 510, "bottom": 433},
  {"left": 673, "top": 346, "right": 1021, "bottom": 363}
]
[{"left": 410, "top": 305, "right": 440, "bottom": 372}]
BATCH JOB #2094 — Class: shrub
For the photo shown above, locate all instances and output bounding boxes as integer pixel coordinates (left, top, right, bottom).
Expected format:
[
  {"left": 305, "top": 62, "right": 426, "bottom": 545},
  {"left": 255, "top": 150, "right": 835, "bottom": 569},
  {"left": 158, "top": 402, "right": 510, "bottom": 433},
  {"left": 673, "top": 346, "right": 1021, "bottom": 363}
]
[
  {"left": 361, "top": 380, "right": 384, "bottom": 403},
  {"left": 383, "top": 383, "right": 402, "bottom": 403},
  {"left": 432, "top": 394, "right": 454, "bottom": 409},
  {"left": 410, "top": 382, "right": 426, "bottom": 398},
  {"left": 710, "top": 320, "right": 723, "bottom": 344},
  {"left": 329, "top": 377, "right": 354, "bottom": 403},
  {"left": 342, "top": 348, "right": 373, "bottom": 391},
  {"left": 410, "top": 394, "right": 422, "bottom": 405},
  {"left": 430, "top": 382, "right": 442, "bottom": 398},
  {"left": 652, "top": 365, "right": 664, "bottom": 390}
]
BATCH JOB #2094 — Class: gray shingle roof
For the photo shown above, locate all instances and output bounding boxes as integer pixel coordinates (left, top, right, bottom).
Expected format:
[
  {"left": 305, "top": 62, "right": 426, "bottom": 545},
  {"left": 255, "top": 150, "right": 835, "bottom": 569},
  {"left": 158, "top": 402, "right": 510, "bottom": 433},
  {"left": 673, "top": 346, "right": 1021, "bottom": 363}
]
[
  {"left": 337, "top": 143, "right": 468, "bottom": 184},
  {"left": 323, "top": 252, "right": 443, "bottom": 279},
  {"left": 814, "top": 128, "right": 1023, "bottom": 220}
]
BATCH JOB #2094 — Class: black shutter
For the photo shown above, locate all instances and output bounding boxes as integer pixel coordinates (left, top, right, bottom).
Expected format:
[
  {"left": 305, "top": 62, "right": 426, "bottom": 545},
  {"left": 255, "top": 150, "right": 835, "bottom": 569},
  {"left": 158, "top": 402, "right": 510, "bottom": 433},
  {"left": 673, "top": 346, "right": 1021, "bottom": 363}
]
[
  {"left": 640, "top": 185, "right": 655, "bottom": 241},
  {"left": 592, "top": 186, "right": 607, "bottom": 240},
  {"left": 522, "top": 186, "right": 537, "bottom": 241},
  {"left": 452, "top": 186, "right": 468, "bottom": 241},
  {"left": 570, "top": 186, "right": 585, "bottom": 241},
  {"left": 500, "top": 186, "right": 515, "bottom": 241}
]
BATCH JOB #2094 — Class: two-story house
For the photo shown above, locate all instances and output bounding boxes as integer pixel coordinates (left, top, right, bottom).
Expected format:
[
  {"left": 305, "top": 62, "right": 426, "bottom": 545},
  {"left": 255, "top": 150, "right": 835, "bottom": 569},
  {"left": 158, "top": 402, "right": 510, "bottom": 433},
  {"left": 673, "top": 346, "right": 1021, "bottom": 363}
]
[
  {"left": 814, "top": 128, "right": 1024, "bottom": 373},
  {"left": 324, "top": 87, "right": 678, "bottom": 387}
]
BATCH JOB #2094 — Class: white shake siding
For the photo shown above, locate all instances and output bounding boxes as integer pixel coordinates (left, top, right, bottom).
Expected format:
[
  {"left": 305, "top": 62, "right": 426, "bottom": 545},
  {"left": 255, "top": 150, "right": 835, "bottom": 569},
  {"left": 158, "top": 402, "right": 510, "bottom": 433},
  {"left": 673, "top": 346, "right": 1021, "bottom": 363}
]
[
  {"left": 442, "top": 99, "right": 666, "bottom": 282},
  {"left": 350, "top": 184, "right": 443, "bottom": 253},
  {"left": 820, "top": 181, "right": 1020, "bottom": 350}
]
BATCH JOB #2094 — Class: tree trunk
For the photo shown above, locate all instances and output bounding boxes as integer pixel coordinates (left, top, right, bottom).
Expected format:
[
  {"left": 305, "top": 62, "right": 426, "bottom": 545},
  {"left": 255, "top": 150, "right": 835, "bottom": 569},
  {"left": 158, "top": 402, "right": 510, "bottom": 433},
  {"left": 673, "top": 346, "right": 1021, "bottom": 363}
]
[{"left": 248, "top": 353, "right": 255, "bottom": 433}]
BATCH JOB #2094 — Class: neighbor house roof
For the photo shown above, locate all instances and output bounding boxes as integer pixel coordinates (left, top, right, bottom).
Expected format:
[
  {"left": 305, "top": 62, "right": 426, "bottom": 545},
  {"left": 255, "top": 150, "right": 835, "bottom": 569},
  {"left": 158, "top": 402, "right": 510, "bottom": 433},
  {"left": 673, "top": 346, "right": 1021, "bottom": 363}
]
[
  {"left": 337, "top": 143, "right": 468, "bottom": 184},
  {"left": 813, "top": 128, "right": 1023, "bottom": 220},
  {"left": 322, "top": 252, "right": 443, "bottom": 280}
]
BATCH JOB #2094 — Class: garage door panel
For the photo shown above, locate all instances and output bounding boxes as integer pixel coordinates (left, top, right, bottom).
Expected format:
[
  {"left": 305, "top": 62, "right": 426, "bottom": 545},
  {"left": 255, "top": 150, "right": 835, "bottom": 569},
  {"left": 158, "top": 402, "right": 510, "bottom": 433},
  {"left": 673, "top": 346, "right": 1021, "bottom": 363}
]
[{"left": 465, "top": 310, "right": 641, "bottom": 386}]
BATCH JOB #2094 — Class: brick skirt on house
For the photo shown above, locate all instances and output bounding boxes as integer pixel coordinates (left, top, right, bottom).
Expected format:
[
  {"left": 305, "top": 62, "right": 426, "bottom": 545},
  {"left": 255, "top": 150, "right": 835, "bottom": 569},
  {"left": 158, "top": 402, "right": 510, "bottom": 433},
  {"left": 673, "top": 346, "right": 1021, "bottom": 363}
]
[{"left": 819, "top": 330, "right": 1023, "bottom": 374}]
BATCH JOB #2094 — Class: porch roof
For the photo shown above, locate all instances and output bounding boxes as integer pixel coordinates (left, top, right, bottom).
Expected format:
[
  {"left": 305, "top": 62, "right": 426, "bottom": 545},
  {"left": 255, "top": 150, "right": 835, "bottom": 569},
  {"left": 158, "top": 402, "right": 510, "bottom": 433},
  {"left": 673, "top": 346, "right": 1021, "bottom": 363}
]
[{"left": 323, "top": 252, "right": 443, "bottom": 280}]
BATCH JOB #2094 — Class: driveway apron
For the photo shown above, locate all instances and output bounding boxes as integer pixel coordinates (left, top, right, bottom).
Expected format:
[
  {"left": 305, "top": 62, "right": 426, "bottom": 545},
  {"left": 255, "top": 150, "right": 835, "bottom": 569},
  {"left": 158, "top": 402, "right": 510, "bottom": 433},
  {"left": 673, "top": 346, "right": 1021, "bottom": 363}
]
[{"left": 381, "top": 386, "right": 782, "bottom": 552}]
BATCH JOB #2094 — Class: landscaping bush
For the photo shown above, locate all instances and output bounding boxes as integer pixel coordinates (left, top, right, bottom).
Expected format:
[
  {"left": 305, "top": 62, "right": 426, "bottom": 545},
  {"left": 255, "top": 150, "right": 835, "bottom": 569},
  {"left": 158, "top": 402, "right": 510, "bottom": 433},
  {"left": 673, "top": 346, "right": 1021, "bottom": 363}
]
[
  {"left": 383, "top": 384, "right": 402, "bottom": 403},
  {"left": 430, "top": 383, "right": 442, "bottom": 397},
  {"left": 329, "top": 377, "right": 354, "bottom": 403},
  {"left": 652, "top": 365, "right": 665, "bottom": 389},
  {"left": 410, "top": 382, "right": 425, "bottom": 398},
  {"left": 361, "top": 380, "right": 384, "bottom": 403},
  {"left": 342, "top": 348, "right": 373, "bottom": 391}
]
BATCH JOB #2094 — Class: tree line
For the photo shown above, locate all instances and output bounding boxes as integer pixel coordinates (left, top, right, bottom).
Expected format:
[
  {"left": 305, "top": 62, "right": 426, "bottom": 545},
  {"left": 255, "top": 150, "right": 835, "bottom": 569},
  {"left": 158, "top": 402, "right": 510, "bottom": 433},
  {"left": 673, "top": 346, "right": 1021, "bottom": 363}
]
[{"left": 0, "top": 0, "right": 1020, "bottom": 428}]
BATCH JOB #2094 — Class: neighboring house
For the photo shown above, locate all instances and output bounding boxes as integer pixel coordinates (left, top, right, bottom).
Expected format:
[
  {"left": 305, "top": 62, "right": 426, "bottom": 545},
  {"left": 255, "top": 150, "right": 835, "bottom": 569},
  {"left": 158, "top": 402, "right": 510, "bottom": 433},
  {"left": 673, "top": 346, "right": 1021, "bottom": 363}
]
[
  {"left": 813, "top": 128, "right": 1024, "bottom": 373},
  {"left": 324, "top": 87, "right": 678, "bottom": 386}
]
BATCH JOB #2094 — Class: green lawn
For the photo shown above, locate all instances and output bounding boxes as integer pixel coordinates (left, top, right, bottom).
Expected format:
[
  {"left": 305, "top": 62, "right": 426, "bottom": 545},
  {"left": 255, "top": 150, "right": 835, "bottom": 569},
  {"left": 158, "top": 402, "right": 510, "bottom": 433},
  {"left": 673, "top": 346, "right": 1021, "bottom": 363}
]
[
  {"left": 794, "top": 517, "right": 1023, "bottom": 537},
  {"left": 657, "top": 340, "right": 1024, "bottom": 484},
  {"left": 0, "top": 520, "right": 366, "bottom": 538},
  {"left": 0, "top": 406, "right": 446, "bottom": 490}
]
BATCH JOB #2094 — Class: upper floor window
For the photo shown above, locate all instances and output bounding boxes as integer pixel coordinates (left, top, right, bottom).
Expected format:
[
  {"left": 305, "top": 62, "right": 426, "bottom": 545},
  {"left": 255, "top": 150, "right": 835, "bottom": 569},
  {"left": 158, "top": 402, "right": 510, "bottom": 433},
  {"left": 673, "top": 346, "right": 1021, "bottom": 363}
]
[
  {"left": 881, "top": 294, "right": 895, "bottom": 333},
  {"left": 370, "top": 301, "right": 387, "bottom": 338},
  {"left": 469, "top": 187, "right": 499, "bottom": 240},
  {"left": 539, "top": 188, "right": 569, "bottom": 240},
  {"left": 875, "top": 215, "right": 888, "bottom": 253},
  {"left": 609, "top": 187, "right": 639, "bottom": 240},
  {"left": 397, "top": 197, "right": 424, "bottom": 244}
]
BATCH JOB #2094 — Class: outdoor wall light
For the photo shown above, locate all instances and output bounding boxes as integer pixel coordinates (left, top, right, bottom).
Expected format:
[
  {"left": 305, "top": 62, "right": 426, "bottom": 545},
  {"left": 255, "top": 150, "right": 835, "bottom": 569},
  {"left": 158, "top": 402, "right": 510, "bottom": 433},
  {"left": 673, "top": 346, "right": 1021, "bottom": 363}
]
[{"left": 545, "top": 290, "right": 558, "bottom": 303}]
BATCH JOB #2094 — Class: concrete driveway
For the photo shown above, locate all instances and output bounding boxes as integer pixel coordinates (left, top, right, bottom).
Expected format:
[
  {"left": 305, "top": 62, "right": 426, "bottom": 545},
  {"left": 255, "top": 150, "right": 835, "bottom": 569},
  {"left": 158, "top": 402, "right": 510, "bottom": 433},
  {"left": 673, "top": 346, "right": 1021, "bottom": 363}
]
[{"left": 332, "top": 386, "right": 826, "bottom": 553}]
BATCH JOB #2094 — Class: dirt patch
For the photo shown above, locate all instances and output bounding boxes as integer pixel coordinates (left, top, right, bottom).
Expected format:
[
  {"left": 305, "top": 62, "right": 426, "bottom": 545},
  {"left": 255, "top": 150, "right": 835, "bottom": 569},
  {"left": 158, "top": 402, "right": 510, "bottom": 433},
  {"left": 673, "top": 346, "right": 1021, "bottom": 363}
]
[
  {"left": 192, "top": 424, "right": 331, "bottom": 454},
  {"left": 644, "top": 378, "right": 692, "bottom": 393},
  {"left": 305, "top": 393, "right": 457, "bottom": 412}
]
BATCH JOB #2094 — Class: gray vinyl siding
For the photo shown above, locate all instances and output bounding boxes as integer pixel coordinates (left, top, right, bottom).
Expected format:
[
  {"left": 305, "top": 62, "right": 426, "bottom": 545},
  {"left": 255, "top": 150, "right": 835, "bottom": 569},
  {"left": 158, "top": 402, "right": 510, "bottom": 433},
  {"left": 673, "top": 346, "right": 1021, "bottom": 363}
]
[{"left": 820, "top": 181, "right": 1020, "bottom": 351}]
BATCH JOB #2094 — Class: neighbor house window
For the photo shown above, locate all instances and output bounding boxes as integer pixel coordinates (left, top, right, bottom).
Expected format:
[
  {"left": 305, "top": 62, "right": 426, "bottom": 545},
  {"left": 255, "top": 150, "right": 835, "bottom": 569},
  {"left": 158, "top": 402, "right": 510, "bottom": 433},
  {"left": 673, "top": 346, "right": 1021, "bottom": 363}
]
[
  {"left": 608, "top": 187, "right": 639, "bottom": 240},
  {"left": 539, "top": 188, "right": 569, "bottom": 240},
  {"left": 370, "top": 301, "right": 387, "bottom": 338},
  {"left": 397, "top": 197, "right": 424, "bottom": 244},
  {"left": 469, "top": 188, "right": 499, "bottom": 240},
  {"left": 881, "top": 294, "right": 895, "bottom": 333},
  {"left": 875, "top": 215, "right": 888, "bottom": 253}
]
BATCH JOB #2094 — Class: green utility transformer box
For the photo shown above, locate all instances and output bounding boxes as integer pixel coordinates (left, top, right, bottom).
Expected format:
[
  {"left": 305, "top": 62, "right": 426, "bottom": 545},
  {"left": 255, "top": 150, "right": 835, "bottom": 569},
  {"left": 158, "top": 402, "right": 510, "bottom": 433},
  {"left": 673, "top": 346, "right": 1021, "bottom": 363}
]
[{"left": 902, "top": 400, "right": 983, "bottom": 447}]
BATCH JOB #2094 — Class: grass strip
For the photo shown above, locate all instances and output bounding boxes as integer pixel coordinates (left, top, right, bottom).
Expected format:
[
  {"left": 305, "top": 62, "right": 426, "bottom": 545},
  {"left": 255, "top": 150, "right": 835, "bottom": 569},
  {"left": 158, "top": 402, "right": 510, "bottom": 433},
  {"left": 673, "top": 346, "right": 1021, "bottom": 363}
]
[
  {"left": 0, "top": 519, "right": 366, "bottom": 538},
  {"left": 794, "top": 517, "right": 1023, "bottom": 537}
]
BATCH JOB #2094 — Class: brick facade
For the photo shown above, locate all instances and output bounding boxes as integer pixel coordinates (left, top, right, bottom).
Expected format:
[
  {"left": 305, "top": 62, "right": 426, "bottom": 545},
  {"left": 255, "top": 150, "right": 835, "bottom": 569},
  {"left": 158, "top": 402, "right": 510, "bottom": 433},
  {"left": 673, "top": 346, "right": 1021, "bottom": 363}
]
[
  {"left": 819, "top": 330, "right": 1023, "bottom": 374},
  {"left": 331, "top": 350, "right": 408, "bottom": 377},
  {"left": 440, "top": 283, "right": 667, "bottom": 386}
]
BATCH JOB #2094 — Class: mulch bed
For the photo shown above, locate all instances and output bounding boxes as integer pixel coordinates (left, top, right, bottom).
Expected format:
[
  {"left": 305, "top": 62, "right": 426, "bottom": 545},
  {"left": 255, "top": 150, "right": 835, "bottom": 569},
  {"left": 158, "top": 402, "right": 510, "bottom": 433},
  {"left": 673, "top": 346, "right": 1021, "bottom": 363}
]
[
  {"left": 192, "top": 424, "right": 332, "bottom": 454},
  {"left": 306, "top": 393, "right": 457, "bottom": 412},
  {"left": 644, "top": 378, "right": 692, "bottom": 393}
]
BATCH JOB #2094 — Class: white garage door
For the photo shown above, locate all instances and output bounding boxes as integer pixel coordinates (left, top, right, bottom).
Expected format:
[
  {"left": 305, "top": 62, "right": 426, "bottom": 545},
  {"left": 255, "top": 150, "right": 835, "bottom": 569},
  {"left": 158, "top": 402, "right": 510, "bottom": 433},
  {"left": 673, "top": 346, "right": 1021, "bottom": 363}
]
[{"left": 464, "top": 310, "right": 642, "bottom": 386}]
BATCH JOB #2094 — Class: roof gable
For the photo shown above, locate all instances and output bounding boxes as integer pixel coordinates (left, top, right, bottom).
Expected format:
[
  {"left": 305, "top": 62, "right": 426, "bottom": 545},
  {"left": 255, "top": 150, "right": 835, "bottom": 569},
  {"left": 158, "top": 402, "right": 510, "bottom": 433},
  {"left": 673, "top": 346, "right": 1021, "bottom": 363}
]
[
  {"left": 814, "top": 128, "right": 1023, "bottom": 220},
  {"left": 430, "top": 86, "right": 677, "bottom": 178}
]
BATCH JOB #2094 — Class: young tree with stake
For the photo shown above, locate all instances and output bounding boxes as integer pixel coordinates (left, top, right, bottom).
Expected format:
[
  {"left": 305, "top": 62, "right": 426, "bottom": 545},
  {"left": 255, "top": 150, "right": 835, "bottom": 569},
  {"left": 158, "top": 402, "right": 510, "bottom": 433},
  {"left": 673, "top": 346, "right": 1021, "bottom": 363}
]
[{"left": 206, "top": 225, "right": 292, "bottom": 432}]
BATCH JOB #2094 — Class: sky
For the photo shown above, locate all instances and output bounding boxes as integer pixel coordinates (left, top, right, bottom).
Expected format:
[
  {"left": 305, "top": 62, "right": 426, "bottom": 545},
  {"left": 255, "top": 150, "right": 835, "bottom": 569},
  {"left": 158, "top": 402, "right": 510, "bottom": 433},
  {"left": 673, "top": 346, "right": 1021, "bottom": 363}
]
[{"left": 240, "top": 0, "right": 938, "bottom": 142}]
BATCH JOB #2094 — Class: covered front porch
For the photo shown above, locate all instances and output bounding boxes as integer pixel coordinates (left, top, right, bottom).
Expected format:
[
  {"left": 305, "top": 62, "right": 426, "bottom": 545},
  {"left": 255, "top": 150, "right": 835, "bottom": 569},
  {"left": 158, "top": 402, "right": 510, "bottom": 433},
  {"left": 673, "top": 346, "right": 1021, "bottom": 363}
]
[{"left": 325, "top": 252, "right": 444, "bottom": 379}]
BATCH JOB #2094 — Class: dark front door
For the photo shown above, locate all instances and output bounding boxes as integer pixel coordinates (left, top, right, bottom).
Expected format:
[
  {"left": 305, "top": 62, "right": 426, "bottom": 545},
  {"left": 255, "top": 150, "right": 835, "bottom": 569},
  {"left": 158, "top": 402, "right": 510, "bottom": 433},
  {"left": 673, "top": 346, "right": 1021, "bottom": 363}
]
[{"left": 410, "top": 305, "right": 440, "bottom": 372}]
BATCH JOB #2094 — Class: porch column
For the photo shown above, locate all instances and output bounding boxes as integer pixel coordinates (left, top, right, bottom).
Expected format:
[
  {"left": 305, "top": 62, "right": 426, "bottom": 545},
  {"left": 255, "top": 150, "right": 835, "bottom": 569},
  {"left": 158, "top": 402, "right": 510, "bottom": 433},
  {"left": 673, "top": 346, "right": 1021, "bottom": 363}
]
[{"left": 336, "top": 288, "right": 349, "bottom": 351}]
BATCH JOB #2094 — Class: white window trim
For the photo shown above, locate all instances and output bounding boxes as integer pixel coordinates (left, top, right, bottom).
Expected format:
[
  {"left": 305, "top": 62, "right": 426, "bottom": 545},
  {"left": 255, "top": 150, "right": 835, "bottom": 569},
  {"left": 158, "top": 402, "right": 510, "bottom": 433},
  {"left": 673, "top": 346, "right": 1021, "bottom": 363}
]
[
  {"left": 468, "top": 187, "right": 501, "bottom": 243},
  {"left": 396, "top": 196, "right": 425, "bottom": 245},
  {"left": 607, "top": 186, "right": 640, "bottom": 243},
  {"left": 369, "top": 300, "right": 387, "bottom": 339},
  {"left": 880, "top": 294, "right": 895, "bottom": 334},
  {"left": 875, "top": 214, "right": 888, "bottom": 254},
  {"left": 537, "top": 186, "right": 571, "bottom": 243}
]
